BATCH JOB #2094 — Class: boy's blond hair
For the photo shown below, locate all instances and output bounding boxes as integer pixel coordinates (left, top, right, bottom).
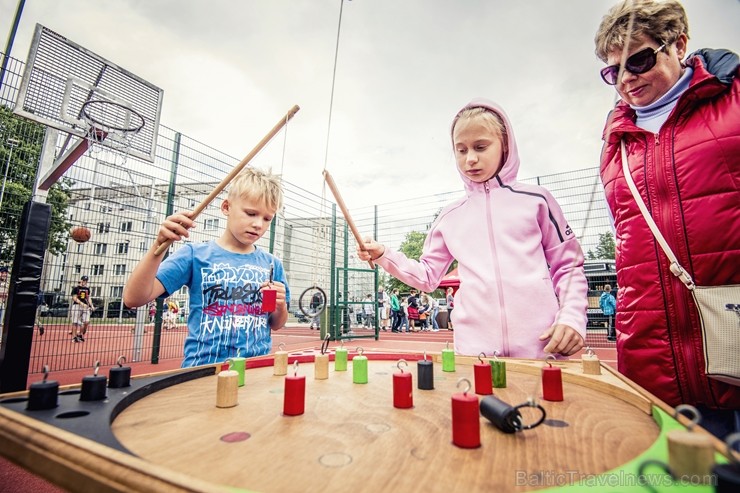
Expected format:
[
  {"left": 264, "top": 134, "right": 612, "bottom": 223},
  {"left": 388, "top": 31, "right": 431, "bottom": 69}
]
[
  {"left": 594, "top": 0, "right": 689, "bottom": 62},
  {"left": 227, "top": 167, "right": 283, "bottom": 212}
]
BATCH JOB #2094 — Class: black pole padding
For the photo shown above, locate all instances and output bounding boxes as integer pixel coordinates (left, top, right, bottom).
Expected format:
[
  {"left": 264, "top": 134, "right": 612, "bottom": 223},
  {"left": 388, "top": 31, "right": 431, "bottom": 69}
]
[{"left": 0, "top": 200, "right": 51, "bottom": 393}]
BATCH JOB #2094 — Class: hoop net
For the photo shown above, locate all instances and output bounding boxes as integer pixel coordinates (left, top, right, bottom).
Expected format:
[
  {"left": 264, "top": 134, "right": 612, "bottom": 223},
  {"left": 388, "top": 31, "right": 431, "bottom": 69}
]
[{"left": 82, "top": 99, "right": 145, "bottom": 164}]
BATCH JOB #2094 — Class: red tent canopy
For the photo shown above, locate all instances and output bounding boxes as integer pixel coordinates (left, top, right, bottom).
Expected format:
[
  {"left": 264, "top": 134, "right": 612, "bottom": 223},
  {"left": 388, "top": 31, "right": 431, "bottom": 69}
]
[{"left": 438, "top": 268, "right": 459, "bottom": 289}]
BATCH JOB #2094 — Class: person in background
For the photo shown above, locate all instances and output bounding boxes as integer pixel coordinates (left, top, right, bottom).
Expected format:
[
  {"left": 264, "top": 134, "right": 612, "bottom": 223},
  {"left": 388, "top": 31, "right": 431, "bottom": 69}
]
[
  {"left": 309, "top": 290, "right": 323, "bottom": 330},
  {"left": 358, "top": 99, "right": 587, "bottom": 357},
  {"left": 70, "top": 275, "right": 95, "bottom": 343},
  {"left": 123, "top": 167, "right": 290, "bottom": 367},
  {"left": 399, "top": 296, "right": 410, "bottom": 333},
  {"left": 390, "top": 288, "right": 402, "bottom": 332},
  {"left": 599, "top": 284, "right": 617, "bottom": 342},
  {"left": 363, "top": 293, "right": 375, "bottom": 328},
  {"left": 429, "top": 295, "right": 440, "bottom": 332},
  {"left": 164, "top": 298, "right": 179, "bottom": 330},
  {"left": 406, "top": 289, "right": 420, "bottom": 332},
  {"left": 0, "top": 266, "right": 8, "bottom": 327},
  {"left": 445, "top": 287, "right": 455, "bottom": 331},
  {"left": 594, "top": 0, "right": 739, "bottom": 438},
  {"left": 377, "top": 285, "right": 390, "bottom": 331}
]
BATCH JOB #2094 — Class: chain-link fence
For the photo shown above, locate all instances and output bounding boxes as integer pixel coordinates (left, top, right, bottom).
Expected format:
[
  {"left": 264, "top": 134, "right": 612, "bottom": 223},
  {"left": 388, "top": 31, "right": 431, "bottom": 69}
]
[{"left": 1, "top": 51, "right": 615, "bottom": 376}]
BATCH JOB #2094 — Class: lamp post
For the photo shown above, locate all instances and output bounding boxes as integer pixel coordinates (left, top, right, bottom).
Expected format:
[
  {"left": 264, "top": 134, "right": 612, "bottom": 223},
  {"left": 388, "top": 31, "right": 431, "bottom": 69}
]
[{"left": 0, "top": 138, "right": 19, "bottom": 210}]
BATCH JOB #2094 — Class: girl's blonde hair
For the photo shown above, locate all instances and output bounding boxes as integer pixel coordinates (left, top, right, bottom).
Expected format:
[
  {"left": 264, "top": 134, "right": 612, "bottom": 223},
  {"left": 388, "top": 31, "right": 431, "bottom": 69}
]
[
  {"left": 594, "top": 0, "right": 689, "bottom": 62},
  {"left": 228, "top": 167, "right": 283, "bottom": 212},
  {"left": 452, "top": 107, "right": 509, "bottom": 161}
]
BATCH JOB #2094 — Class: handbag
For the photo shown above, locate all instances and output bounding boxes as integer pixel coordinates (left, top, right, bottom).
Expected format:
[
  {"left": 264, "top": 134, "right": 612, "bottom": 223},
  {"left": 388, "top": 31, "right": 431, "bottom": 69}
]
[{"left": 621, "top": 141, "right": 740, "bottom": 386}]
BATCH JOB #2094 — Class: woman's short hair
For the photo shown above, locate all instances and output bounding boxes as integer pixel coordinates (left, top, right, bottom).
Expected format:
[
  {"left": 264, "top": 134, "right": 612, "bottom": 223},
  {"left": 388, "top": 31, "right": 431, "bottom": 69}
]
[
  {"left": 228, "top": 167, "right": 284, "bottom": 212},
  {"left": 594, "top": 0, "right": 689, "bottom": 62}
]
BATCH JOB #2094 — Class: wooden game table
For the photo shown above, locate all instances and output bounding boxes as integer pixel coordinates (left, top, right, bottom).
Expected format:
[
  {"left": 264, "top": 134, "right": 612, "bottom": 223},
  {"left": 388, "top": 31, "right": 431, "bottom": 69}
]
[{"left": 0, "top": 351, "right": 729, "bottom": 492}]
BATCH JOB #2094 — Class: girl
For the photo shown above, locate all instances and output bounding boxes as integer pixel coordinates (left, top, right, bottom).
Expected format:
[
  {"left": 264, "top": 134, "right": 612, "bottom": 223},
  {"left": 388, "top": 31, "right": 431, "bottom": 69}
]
[{"left": 359, "top": 99, "right": 587, "bottom": 358}]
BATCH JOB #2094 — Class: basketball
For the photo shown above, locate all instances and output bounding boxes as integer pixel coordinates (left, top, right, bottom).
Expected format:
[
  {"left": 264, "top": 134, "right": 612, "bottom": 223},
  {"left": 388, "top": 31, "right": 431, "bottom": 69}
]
[{"left": 70, "top": 226, "right": 91, "bottom": 243}]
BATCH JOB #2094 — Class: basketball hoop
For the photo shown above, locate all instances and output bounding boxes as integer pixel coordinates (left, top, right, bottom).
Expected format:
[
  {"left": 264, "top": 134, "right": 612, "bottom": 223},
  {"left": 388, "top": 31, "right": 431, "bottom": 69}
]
[{"left": 81, "top": 99, "right": 145, "bottom": 161}]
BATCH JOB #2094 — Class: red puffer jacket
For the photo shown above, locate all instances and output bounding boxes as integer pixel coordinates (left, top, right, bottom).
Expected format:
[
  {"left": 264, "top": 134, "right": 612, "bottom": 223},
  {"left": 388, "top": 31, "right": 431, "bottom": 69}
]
[{"left": 600, "top": 50, "right": 740, "bottom": 409}]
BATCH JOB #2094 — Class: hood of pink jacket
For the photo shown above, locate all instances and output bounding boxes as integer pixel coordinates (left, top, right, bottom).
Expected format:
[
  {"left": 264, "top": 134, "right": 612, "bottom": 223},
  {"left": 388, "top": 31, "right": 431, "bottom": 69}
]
[{"left": 451, "top": 98, "right": 521, "bottom": 192}]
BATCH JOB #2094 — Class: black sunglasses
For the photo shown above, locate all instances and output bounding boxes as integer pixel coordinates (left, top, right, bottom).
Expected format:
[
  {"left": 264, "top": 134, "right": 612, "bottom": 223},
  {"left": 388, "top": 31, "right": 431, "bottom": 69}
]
[{"left": 600, "top": 44, "right": 666, "bottom": 85}]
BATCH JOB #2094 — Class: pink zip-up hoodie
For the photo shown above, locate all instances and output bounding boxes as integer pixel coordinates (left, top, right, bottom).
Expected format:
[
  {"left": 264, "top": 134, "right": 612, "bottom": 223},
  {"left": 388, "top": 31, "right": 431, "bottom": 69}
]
[{"left": 376, "top": 99, "right": 587, "bottom": 358}]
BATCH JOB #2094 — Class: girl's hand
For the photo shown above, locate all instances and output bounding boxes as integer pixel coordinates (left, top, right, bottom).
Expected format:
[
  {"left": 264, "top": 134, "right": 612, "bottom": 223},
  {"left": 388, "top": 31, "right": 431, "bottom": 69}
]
[
  {"left": 540, "top": 324, "right": 584, "bottom": 356},
  {"left": 357, "top": 237, "right": 385, "bottom": 261}
]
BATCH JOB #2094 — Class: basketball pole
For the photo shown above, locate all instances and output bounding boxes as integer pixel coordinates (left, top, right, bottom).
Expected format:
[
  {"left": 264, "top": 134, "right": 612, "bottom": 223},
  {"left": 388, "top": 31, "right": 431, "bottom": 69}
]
[
  {"left": 153, "top": 105, "right": 301, "bottom": 256},
  {"left": 0, "top": 0, "right": 26, "bottom": 92}
]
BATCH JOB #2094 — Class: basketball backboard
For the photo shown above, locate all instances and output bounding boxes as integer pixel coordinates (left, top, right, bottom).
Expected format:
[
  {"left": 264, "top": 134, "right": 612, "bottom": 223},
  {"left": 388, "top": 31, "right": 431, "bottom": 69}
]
[{"left": 14, "top": 24, "right": 164, "bottom": 162}]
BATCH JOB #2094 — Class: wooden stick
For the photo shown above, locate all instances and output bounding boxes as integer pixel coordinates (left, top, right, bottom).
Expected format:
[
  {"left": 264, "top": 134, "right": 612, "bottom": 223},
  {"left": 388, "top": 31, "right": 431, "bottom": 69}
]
[
  {"left": 322, "top": 170, "right": 375, "bottom": 269},
  {"left": 153, "top": 105, "right": 301, "bottom": 256}
]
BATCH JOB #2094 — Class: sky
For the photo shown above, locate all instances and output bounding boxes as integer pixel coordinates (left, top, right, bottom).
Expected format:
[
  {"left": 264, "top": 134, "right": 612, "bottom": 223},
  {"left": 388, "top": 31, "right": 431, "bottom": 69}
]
[{"left": 1, "top": 0, "right": 738, "bottom": 210}]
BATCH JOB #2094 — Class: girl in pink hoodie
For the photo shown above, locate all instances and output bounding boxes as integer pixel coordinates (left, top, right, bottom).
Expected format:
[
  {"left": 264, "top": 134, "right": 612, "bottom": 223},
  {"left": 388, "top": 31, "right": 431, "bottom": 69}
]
[{"left": 359, "top": 99, "right": 588, "bottom": 358}]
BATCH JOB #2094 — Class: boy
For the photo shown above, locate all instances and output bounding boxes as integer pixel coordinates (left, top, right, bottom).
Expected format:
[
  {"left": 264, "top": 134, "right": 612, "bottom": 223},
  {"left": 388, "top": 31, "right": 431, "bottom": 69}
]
[
  {"left": 71, "top": 275, "right": 95, "bottom": 342},
  {"left": 123, "top": 167, "right": 290, "bottom": 367}
]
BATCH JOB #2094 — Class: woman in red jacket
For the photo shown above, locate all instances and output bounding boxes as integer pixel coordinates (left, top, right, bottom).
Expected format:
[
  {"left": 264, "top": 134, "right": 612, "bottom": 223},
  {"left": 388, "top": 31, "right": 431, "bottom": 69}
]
[{"left": 594, "top": 0, "right": 739, "bottom": 439}]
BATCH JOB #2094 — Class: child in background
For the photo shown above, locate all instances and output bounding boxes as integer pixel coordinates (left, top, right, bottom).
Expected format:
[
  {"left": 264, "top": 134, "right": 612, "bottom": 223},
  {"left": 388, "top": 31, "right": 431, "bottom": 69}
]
[
  {"left": 358, "top": 99, "right": 587, "bottom": 358},
  {"left": 123, "top": 167, "right": 290, "bottom": 367}
]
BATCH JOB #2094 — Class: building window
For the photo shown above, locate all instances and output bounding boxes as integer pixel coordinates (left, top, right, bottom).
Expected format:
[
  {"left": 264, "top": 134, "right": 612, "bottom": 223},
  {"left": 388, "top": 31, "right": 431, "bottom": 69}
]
[
  {"left": 114, "top": 264, "right": 126, "bottom": 276},
  {"left": 120, "top": 221, "right": 133, "bottom": 232},
  {"left": 116, "top": 242, "right": 129, "bottom": 254},
  {"left": 110, "top": 286, "right": 123, "bottom": 298},
  {"left": 204, "top": 218, "right": 219, "bottom": 231},
  {"left": 97, "top": 222, "right": 110, "bottom": 233},
  {"left": 74, "top": 264, "right": 81, "bottom": 273},
  {"left": 139, "top": 241, "right": 147, "bottom": 252},
  {"left": 91, "top": 286, "right": 101, "bottom": 297},
  {"left": 92, "top": 264, "right": 104, "bottom": 276},
  {"left": 94, "top": 243, "right": 108, "bottom": 255}
]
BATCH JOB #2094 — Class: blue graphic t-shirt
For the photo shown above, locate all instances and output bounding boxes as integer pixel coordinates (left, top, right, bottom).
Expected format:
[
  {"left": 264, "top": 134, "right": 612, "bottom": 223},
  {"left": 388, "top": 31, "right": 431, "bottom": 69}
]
[{"left": 156, "top": 241, "right": 290, "bottom": 367}]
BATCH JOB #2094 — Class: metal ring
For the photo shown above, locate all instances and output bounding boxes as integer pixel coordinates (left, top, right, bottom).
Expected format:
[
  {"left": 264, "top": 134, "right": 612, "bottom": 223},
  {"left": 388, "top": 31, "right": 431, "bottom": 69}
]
[
  {"left": 93, "top": 360, "right": 101, "bottom": 377},
  {"left": 81, "top": 99, "right": 145, "bottom": 134},
  {"left": 513, "top": 400, "right": 548, "bottom": 430},
  {"left": 637, "top": 459, "right": 674, "bottom": 493},
  {"left": 397, "top": 359, "right": 408, "bottom": 372},
  {"left": 278, "top": 342, "right": 286, "bottom": 351},
  {"left": 478, "top": 352, "right": 486, "bottom": 364},
  {"left": 42, "top": 365, "right": 50, "bottom": 383},
  {"left": 673, "top": 404, "right": 702, "bottom": 431},
  {"left": 298, "top": 285, "right": 327, "bottom": 318},
  {"left": 356, "top": 347, "right": 364, "bottom": 356},
  {"left": 117, "top": 355, "right": 126, "bottom": 367},
  {"left": 293, "top": 360, "right": 299, "bottom": 375}
]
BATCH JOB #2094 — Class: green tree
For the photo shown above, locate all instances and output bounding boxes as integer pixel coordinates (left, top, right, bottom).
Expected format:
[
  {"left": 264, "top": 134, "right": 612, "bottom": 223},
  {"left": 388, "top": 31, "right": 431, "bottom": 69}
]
[
  {"left": 0, "top": 106, "right": 72, "bottom": 264},
  {"left": 587, "top": 232, "right": 616, "bottom": 260}
]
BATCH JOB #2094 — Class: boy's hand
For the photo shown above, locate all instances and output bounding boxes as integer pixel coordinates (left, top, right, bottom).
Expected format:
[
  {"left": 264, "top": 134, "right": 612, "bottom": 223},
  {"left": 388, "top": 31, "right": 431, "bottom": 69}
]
[
  {"left": 539, "top": 324, "right": 584, "bottom": 356},
  {"left": 357, "top": 237, "right": 385, "bottom": 261},
  {"left": 157, "top": 211, "right": 196, "bottom": 247},
  {"left": 260, "top": 281, "right": 287, "bottom": 309}
]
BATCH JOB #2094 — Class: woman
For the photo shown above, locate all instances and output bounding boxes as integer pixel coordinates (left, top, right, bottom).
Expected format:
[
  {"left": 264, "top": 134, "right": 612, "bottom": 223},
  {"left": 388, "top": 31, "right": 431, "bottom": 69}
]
[{"left": 594, "top": 0, "right": 739, "bottom": 438}]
